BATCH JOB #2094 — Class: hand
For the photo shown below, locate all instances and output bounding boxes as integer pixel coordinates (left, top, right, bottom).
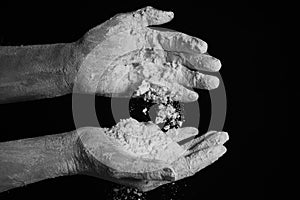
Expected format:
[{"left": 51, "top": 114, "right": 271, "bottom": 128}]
[
  {"left": 76, "top": 123, "right": 228, "bottom": 192},
  {"left": 74, "top": 6, "right": 222, "bottom": 102}
]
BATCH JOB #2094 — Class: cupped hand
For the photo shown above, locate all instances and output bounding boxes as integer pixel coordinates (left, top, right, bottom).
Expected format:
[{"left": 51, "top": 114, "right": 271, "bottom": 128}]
[
  {"left": 74, "top": 6, "right": 222, "bottom": 102},
  {"left": 72, "top": 7, "right": 227, "bottom": 192},
  {"left": 76, "top": 123, "right": 228, "bottom": 192}
]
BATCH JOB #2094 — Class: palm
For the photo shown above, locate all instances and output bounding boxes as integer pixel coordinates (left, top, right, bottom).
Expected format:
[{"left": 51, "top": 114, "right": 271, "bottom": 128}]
[{"left": 74, "top": 7, "right": 222, "bottom": 102}]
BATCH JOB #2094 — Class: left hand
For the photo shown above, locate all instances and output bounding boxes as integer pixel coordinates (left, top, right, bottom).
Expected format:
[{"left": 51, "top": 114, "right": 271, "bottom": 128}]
[
  {"left": 74, "top": 6, "right": 222, "bottom": 102},
  {"left": 76, "top": 125, "right": 228, "bottom": 192},
  {"left": 112, "top": 130, "right": 229, "bottom": 192}
]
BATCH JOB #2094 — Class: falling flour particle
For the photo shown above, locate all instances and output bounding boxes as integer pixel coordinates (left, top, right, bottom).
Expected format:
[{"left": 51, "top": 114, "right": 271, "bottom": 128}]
[
  {"left": 133, "top": 80, "right": 184, "bottom": 131},
  {"left": 108, "top": 185, "right": 146, "bottom": 200},
  {"left": 106, "top": 182, "right": 187, "bottom": 200}
]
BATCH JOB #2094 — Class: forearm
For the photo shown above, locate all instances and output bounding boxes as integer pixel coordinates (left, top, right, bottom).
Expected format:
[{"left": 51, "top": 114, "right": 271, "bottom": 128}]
[
  {"left": 0, "top": 131, "right": 80, "bottom": 192},
  {"left": 0, "top": 42, "right": 81, "bottom": 103}
]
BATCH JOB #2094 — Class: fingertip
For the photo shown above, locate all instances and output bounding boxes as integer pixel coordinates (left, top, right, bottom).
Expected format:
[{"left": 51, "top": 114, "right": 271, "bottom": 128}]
[
  {"left": 219, "top": 132, "right": 229, "bottom": 144},
  {"left": 183, "top": 127, "right": 199, "bottom": 136},
  {"left": 139, "top": 6, "right": 174, "bottom": 26},
  {"left": 207, "top": 76, "right": 219, "bottom": 90},
  {"left": 212, "top": 59, "right": 222, "bottom": 72},
  {"left": 172, "top": 87, "right": 199, "bottom": 103},
  {"left": 188, "top": 90, "right": 199, "bottom": 101},
  {"left": 210, "top": 145, "right": 227, "bottom": 157}
]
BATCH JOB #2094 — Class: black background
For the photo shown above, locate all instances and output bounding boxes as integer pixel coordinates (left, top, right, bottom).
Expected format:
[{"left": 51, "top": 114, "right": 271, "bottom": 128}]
[{"left": 0, "top": 0, "right": 283, "bottom": 199}]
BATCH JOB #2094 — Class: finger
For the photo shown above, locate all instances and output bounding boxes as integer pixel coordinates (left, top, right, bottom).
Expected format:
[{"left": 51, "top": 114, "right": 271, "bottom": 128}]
[
  {"left": 177, "top": 66, "right": 220, "bottom": 90},
  {"left": 181, "top": 131, "right": 228, "bottom": 152},
  {"left": 181, "top": 131, "right": 208, "bottom": 152},
  {"left": 188, "top": 131, "right": 229, "bottom": 154},
  {"left": 149, "top": 29, "right": 208, "bottom": 54},
  {"left": 171, "top": 132, "right": 228, "bottom": 180},
  {"left": 187, "top": 145, "right": 227, "bottom": 174},
  {"left": 122, "top": 6, "right": 174, "bottom": 27},
  {"left": 166, "top": 127, "right": 199, "bottom": 143},
  {"left": 167, "top": 51, "right": 222, "bottom": 72},
  {"left": 181, "top": 135, "right": 204, "bottom": 152},
  {"left": 170, "top": 83, "right": 199, "bottom": 102}
]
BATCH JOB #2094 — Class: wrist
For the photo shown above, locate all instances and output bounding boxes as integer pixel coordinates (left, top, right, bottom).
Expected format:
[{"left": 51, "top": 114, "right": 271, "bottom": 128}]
[
  {"left": 70, "top": 127, "right": 110, "bottom": 178},
  {"left": 43, "top": 130, "right": 82, "bottom": 176},
  {"left": 61, "top": 42, "right": 84, "bottom": 94}
]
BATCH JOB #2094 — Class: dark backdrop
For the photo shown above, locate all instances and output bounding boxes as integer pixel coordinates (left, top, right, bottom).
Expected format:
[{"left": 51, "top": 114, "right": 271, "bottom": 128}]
[{"left": 0, "top": 1, "right": 283, "bottom": 199}]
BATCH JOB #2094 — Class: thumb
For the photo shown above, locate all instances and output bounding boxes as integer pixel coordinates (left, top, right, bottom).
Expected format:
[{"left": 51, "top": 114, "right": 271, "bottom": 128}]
[
  {"left": 109, "top": 167, "right": 176, "bottom": 181},
  {"left": 130, "top": 6, "right": 174, "bottom": 26}
]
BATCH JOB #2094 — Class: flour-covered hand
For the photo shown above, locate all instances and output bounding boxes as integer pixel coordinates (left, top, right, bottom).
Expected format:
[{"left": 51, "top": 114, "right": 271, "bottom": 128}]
[
  {"left": 76, "top": 119, "right": 228, "bottom": 192},
  {"left": 74, "top": 6, "right": 222, "bottom": 102}
]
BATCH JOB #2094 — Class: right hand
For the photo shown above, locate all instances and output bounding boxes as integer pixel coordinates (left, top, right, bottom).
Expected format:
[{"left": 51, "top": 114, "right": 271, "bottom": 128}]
[{"left": 74, "top": 6, "right": 221, "bottom": 102}]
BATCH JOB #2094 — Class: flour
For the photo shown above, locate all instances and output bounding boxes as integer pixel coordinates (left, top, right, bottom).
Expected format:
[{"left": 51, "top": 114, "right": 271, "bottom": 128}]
[
  {"left": 105, "top": 118, "right": 185, "bottom": 163},
  {"left": 106, "top": 65, "right": 186, "bottom": 161},
  {"left": 133, "top": 80, "right": 184, "bottom": 131},
  {"left": 106, "top": 118, "right": 171, "bottom": 156}
]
